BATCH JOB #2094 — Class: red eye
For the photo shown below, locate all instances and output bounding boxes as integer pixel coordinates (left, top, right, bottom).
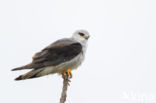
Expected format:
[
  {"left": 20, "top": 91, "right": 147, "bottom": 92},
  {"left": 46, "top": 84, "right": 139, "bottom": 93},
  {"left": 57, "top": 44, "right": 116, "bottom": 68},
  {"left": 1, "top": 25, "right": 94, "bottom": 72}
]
[{"left": 78, "top": 32, "right": 85, "bottom": 36}]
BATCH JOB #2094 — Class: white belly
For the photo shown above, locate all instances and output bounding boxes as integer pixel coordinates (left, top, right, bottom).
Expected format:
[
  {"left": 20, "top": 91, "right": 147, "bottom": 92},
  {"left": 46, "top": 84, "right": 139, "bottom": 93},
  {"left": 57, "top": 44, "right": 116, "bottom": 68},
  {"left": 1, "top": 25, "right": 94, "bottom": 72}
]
[{"left": 38, "top": 53, "right": 84, "bottom": 76}]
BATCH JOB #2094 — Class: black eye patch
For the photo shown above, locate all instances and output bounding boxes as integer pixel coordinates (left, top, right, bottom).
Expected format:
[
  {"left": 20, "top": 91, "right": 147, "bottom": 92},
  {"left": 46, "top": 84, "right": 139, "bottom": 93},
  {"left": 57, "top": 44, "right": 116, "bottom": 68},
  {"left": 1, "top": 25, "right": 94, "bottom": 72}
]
[{"left": 78, "top": 32, "right": 85, "bottom": 36}]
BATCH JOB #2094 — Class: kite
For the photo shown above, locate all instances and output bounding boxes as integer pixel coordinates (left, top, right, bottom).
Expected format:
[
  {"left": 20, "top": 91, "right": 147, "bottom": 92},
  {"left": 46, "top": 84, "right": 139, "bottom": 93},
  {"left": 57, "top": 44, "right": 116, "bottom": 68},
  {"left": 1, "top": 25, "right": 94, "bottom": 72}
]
[{"left": 12, "top": 30, "right": 90, "bottom": 81}]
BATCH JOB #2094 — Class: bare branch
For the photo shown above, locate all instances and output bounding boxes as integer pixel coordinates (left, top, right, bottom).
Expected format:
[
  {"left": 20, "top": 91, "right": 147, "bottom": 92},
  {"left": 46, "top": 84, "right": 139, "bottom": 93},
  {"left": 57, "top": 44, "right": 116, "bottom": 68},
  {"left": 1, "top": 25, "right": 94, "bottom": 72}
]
[{"left": 59, "top": 75, "right": 70, "bottom": 103}]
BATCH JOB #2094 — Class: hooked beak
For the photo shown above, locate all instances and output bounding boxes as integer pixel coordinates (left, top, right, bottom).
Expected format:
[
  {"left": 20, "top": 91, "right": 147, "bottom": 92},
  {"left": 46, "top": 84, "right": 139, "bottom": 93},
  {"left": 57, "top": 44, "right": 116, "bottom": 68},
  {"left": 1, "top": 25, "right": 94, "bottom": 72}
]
[{"left": 85, "top": 35, "right": 90, "bottom": 40}]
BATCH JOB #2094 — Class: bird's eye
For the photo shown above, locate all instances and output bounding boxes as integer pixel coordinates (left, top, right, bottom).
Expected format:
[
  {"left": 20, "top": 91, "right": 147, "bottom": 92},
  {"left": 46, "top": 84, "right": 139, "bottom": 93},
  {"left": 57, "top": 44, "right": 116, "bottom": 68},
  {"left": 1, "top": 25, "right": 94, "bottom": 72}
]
[{"left": 78, "top": 32, "right": 85, "bottom": 36}]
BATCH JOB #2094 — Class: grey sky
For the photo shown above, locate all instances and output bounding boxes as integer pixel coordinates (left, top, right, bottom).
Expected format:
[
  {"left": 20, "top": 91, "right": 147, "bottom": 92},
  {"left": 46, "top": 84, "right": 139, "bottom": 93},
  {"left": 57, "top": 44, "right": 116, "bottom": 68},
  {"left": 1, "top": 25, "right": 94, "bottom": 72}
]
[{"left": 0, "top": 0, "right": 156, "bottom": 103}]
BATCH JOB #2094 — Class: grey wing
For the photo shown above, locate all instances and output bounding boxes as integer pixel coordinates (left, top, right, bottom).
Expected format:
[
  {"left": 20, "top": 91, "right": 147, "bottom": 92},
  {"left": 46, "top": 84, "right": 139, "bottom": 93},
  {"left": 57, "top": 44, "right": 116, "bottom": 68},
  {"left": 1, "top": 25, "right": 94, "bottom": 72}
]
[{"left": 31, "top": 39, "right": 82, "bottom": 69}]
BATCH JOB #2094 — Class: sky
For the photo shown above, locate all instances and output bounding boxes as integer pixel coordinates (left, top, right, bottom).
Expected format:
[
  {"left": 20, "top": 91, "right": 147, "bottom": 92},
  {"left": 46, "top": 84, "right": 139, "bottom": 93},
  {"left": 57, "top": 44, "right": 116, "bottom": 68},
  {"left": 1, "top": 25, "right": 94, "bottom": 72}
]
[{"left": 0, "top": 0, "right": 156, "bottom": 103}]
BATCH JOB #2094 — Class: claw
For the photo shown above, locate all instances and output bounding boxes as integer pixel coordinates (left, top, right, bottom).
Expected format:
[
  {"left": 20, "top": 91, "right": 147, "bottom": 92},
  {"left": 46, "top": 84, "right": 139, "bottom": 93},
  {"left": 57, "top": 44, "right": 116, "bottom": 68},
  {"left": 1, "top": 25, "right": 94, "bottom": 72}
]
[
  {"left": 66, "top": 69, "right": 72, "bottom": 78},
  {"left": 62, "top": 68, "right": 72, "bottom": 84}
]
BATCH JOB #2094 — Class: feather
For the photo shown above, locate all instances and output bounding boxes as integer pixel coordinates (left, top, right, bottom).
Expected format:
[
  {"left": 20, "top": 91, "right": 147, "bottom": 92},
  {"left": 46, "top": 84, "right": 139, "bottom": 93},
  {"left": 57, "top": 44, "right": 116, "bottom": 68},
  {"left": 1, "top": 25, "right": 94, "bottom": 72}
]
[
  {"left": 12, "top": 63, "right": 33, "bottom": 71},
  {"left": 14, "top": 69, "right": 43, "bottom": 80}
]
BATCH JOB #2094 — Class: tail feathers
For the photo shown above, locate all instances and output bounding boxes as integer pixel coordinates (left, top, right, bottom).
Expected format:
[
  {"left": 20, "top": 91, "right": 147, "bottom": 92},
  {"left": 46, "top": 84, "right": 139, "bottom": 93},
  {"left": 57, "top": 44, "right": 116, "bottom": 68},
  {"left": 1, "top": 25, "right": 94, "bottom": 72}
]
[
  {"left": 15, "top": 75, "right": 23, "bottom": 80},
  {"left": 14, "top": 69, "right": 43, "bottom": 81},
  {"left": 12, "top": 63, "right": 33, "bottom": 71}
]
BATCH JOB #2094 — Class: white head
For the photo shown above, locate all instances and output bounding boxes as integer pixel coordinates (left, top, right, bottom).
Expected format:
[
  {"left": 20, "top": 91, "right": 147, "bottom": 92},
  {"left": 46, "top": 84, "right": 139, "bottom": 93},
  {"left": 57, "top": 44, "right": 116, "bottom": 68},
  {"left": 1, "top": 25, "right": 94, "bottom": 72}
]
[{"left": 72, "top": 29, "right": 90, "bottom": 44}]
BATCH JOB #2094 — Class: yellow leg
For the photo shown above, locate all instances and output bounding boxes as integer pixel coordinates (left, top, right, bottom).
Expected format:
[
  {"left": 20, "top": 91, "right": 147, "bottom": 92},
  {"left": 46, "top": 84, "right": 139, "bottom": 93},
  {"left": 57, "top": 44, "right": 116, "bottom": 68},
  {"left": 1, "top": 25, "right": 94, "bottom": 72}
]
[
  {"left": 66, "top": 68, "right": 72, "bottom": 78},
  {"left": 62, "top": 68, "right": 72, "bottom": 80}
]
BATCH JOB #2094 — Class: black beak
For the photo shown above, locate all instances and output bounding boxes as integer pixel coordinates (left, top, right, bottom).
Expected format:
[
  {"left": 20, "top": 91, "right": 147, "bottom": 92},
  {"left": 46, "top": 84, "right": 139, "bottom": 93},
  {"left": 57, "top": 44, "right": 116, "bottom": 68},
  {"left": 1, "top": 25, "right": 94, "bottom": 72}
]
[{"left": 85, "top": 36, "right": 90, "bottom": 40}]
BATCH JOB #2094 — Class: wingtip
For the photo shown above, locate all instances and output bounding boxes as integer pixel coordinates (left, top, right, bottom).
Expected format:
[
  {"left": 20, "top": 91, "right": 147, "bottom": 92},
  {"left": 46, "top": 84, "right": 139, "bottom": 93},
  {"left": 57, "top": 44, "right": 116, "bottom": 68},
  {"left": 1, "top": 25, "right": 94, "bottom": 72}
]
[
  {"left": 11, "top": 67, "right": 23, "bottom": 71},
  {"left": 11, "top": 63, "right": 33, "bottom": 71},
  {"left": 11, "top": 68, "right": 19, "bottom": 71}
]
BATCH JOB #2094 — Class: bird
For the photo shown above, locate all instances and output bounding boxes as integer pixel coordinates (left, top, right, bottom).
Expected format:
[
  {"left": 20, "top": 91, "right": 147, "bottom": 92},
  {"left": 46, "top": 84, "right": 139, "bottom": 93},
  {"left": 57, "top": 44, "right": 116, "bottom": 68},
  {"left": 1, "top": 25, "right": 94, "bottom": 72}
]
[{"left": 12, "top": 30, "right": 90, "bottom": 81}]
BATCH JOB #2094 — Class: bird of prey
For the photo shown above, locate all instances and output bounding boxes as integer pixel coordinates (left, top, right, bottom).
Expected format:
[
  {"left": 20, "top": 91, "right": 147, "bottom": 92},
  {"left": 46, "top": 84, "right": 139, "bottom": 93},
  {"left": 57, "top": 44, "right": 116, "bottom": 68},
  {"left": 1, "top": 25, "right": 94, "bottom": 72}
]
[{"left": 12, "top": 30, "right": 90, "bottom": 80}]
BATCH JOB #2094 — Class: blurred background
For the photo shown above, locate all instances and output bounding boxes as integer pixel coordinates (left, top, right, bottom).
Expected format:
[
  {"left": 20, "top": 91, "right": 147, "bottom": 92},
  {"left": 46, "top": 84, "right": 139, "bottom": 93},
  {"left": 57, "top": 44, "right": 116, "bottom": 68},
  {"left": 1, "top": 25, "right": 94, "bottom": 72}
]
[{"left": 0, "top": 0, "right": 156, "bottom": 103}]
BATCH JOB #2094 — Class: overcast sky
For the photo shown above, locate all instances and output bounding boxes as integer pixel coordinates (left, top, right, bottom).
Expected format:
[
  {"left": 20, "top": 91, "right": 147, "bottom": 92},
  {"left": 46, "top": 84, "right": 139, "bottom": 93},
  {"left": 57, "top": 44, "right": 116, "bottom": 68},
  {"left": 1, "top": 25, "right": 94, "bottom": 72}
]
[{"left": 0, "top": 0, "right": 156, "bottom": 103}]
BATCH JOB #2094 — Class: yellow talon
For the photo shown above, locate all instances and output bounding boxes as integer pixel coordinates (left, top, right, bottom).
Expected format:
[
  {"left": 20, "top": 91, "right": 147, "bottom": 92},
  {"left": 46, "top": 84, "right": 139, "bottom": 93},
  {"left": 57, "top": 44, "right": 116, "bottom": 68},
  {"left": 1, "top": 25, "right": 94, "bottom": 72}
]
[
  {"left": 62, "top": 68, "right": 72, "bottom": 80},
  {"left": 67, "top": 68, "right": 72, "bottom": 78}
]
